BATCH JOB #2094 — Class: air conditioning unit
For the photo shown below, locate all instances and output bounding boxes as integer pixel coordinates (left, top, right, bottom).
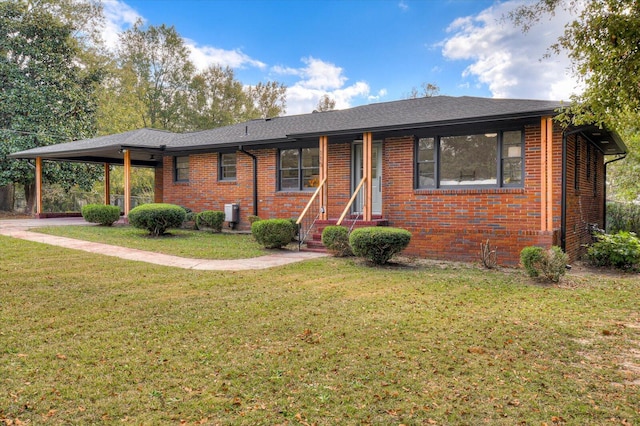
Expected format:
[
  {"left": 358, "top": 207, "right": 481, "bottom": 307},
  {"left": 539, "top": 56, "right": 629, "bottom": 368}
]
[{"left": 224, "top": 203, "right": 239, "bottom": 228}]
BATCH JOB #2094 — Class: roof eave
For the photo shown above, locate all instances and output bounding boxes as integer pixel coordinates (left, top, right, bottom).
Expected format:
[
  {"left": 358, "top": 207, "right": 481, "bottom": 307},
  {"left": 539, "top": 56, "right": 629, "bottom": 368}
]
[{"left": 286, "top": 110, "right": 560, "bottom": 139}]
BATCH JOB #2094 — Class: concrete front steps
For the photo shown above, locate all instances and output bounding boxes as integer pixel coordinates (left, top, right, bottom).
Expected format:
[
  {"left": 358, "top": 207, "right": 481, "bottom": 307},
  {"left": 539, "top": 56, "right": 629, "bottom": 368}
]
[{"left": 302, "top": 216, "right": 389, "bottom": 252}]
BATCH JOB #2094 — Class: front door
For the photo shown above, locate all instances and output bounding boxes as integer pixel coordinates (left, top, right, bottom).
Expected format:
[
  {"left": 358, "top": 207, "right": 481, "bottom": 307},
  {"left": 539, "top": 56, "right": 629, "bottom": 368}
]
[{"left": 353, "top": 142, "right": 382, "bottom": 215}]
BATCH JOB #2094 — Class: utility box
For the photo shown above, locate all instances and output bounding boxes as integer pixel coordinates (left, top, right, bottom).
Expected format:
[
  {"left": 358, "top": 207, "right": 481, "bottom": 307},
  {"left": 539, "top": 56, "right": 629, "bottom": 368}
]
[{"left": 224, "top": 203, "right": 239, "bottom": 227}]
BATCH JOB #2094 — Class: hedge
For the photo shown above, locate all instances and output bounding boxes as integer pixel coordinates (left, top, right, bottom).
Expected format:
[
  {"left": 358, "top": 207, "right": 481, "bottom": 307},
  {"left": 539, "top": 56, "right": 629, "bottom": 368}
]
[
  {"left": 321, "top": 225, "right": 352, "bottom": 257},
  {"left": 128, "top": 203, "right": 186, "bottom": 236},
  {"left": 251, "top": 219, "right": 296, "bottom": 249},
  {"left": 195, "top": 210, "right": 225, "bottom": 232},
  {"left": 349, "top": 227, "right": 411, "bottom": 265},
  {"left": 81, "top": 204, "right": 121, "bottom": 226}
]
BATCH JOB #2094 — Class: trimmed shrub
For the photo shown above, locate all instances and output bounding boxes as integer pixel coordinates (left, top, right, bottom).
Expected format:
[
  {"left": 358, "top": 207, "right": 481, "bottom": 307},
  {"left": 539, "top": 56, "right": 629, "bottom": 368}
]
[
  {"left": 520, "top": 245, "right": 568, "bottom": 282},
  {"left": 587, "top": 231, "right": 640, "bottom": 270},
  {"left": 349, "top": 227, "right": 411, "bottom": 265},
  {"left": 195, "top": 210, "right": 225, "bottom": 233},
  {"left": 288, "top": 218, "right": 299, "bottom": 241},
  {"left": 607, "top": 202, "right": 640, "bottom": 235},
  {"left": 179, "top": 206, "right": 195, "bottom": 222},
  {"left": 128, "top": 203, "right": 186, "bottom": 237},
  {"left": 251, "top": 218, "right": 296, "bottom": 249},
  {"left": 520, "top": 246, "right": 545, "bottom": 278},
  {"left": 248, "top": 215, "right": 261, "bottom": 224},
  {"left": 322, "top": 226, "right": 352, "bottom": 257},
  {"left": 81, "top": 204, "right": 120, "bottom": 226}
]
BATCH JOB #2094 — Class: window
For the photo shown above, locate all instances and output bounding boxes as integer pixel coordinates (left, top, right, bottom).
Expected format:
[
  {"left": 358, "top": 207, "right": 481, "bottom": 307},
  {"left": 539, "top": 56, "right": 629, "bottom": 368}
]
[
  {"left": 279, "top": 147, "right": 319, "bottom": 191},
  {"left": 219, "top": 153, "right": 236, "bottom": 181},
  {"left": 174, "top": 156, "right": 189, "bottom": 182},
  {"left": 501, "top": 131, "right": 523, "bottom": 186},
  {"left": 416, "top": 138, "right": 436, "bottom": 188},
  {"left": 415, "top": 130, "right": 523, "bottom": 189}
]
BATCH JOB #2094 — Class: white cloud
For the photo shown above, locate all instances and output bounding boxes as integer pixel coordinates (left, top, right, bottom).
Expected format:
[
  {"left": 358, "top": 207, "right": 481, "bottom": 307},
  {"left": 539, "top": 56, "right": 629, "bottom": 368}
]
[
  {"left": 274, "top": 57, "right": 373, "bottom": 115},
  {"left": 100, "top": 0, "right": 142, "bottom": 50},
  {"left": 100, "top": 1, "right": 266, "bottom": 71},
  {"left": 398, "top": 1, "right": 409, "bottom": 12},
  {"left": 440, "top": 0, "right": 580, "bottom": 100},
  {"left": 186, "top": 40, "right": 266, "bottom": 71},
  {"left": 368, "top": 88, "right": 388, "bottom": 102}
]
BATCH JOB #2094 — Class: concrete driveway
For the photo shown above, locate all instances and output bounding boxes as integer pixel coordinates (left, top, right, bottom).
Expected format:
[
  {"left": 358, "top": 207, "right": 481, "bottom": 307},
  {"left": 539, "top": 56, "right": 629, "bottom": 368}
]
[{"left": 0, "top": 217, "right": 326, "bottom": 270}]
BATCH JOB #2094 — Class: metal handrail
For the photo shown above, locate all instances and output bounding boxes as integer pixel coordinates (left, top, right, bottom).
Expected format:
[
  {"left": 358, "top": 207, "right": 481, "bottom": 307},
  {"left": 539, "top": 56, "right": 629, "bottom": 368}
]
[
  {"left": 337, "top": 177, "right": 366, "bottom": 226},
  {"left": 296, "top": 177, "right": 327, "bottom": 249},
  {"left": 296, "top": 177, "right": 327, "bottom": 225}
]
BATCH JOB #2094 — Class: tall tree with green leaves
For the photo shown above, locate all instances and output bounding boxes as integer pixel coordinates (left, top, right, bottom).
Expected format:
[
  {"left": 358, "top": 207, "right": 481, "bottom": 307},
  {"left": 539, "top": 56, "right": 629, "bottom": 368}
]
[
  {"left": 117, "top": 21, "right": 194, "bottom": 132},
  {"left": 185, "top": 65, "right": 256, "bottom": 130},
  {"left": 96, "top": 61, "right": 146, "bottom": 135},
  {"left": 0, "top": 0, "right": 104, "bottom": 213},
  {"left": 510, "top": 0, "right": 640, "bottom": 200}
]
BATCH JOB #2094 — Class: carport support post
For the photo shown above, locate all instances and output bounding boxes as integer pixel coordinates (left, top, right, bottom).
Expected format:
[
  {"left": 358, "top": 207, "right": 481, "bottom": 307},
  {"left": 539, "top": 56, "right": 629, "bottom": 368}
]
[
  {"left": 363, "top": 132, "right": 372, "bottom": 221},
  {"left": 104, "top": 163, "right": 110, "bottom": 205},
  {"left": 319, "top": 135, "right": 328, "bottom": 220},
  {"left": 35, "top": 156, "right": 42, "bottom": 216},
  {"left": 123, "top": 150, "right": 131, "bottom": 216}
]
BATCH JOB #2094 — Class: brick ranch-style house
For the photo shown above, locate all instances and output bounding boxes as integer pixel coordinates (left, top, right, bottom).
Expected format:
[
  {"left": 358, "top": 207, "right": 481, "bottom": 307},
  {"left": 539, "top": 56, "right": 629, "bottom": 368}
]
[{"left": 12, "top": 96, "right": 627, "bottom": 265}]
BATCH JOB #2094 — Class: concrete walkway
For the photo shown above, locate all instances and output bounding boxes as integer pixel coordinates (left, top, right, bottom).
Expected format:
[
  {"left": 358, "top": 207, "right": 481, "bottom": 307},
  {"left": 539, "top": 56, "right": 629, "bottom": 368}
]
[{"left": 0, "top": 217, "right": 326, "bottom": 271}]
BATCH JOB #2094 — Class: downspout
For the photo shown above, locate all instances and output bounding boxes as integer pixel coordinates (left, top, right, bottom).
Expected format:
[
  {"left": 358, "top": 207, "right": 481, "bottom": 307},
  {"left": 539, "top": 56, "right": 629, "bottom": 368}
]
[
  {"left": 238, "top": 146, "right": 258, "bottom": 217},
  {"left": 603, "top": 153, "right": 627, "bottom": 230}
]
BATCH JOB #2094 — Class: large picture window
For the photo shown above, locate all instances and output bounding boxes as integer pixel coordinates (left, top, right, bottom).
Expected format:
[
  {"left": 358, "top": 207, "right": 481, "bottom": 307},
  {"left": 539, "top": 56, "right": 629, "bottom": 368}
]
[
  {"left": 174, "top": 156, "right": 189, "bottom": 182},
  {"left": 416, "top": 130, "right": 523, "bottom": 189},
  {"left": 219, "top": 153, "right": 236, "bottom": 181},
  {"left": 279, "top": 147, "right": 319, "bottom": 191}
]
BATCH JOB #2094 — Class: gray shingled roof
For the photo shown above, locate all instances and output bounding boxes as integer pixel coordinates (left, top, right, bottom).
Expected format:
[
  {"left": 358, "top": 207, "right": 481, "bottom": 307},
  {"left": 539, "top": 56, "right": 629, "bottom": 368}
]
[
  {"left": 9, "top": 96, "right": 626, "bottom": 161},
  {"left": 168, "top": 96, "right": 565, "bottom": 149}
]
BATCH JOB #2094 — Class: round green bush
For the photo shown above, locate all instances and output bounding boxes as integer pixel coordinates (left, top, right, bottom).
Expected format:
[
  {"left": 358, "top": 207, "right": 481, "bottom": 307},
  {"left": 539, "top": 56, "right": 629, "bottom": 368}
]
[
  {"left": 81, "top": 204, "right": 121, "bottom": 226},
  {"left": 520, "top": 246, "right": 545, "bottom": 278},
  {"left": 349, "top": 227, "right": 411, "bottom": 265},
  {"left": 195, "top": 210, "right": 225, "bottom": 232},
  {"left": 248, "top": 215, "right": 261, "bottom": 224},
  {"left": 251, "top": 218, "right": 296, "bottom": 249},
  {"left": 520, "top": 245, "right": 568, "bottom": 282},
  {"left": 321, "top": 225, "right": 352, "bottom": 257},
  {"left": 128, "top": 203, "right": 186, "bottom": 236}
]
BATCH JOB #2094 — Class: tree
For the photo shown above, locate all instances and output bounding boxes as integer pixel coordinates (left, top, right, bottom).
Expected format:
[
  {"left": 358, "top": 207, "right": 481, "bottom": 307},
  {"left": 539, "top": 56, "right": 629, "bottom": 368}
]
[
  {"left": 249, "top": 81, "right": 287, "bottom": 118},
  {"left": 511, "top": 1, "right": 640, "bottom": 127},
  {"left": 407, "top": 82, "right": 440, "bottom": 99},
  {"left": 185, "top": 65, "right": 257, "bottom": 131},
  {"left": 0, "top": 0, "right": 104, "bottom": 213},
  {"left": 117, "top": 21, "right": 195, "bottom": 131},
  {"left": 96, "top": 61, "right": 146, "bottom": 135},
  {"left": 510, "top": 0, "right": 640, "bottom": 201},
  {"left": 315, "top": 94, "right": 336, "bottom": 112}
]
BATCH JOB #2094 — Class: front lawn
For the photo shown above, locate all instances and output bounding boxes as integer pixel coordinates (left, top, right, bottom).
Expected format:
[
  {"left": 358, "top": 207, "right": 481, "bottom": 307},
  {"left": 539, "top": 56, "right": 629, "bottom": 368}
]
[
  {"left": 1, "top": 236, "right": 638, "bottom": 424},
  {"left": 32, "top": 225, "right": 267, "bottom": 259}
]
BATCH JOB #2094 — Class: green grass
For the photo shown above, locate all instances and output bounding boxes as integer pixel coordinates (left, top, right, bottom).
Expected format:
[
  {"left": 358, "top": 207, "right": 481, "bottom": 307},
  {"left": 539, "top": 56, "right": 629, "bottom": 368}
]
[
  {"left": 32, "top": 225, "right": 268, "bottom": 259},
  {"left": 1, "top": 235, "right": 639, "bottom": 424}
]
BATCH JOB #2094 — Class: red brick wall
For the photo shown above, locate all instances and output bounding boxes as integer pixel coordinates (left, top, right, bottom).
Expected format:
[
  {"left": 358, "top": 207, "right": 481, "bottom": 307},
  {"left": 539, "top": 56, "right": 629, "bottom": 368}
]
[
  {"left": 162, "top": 153, "right": 253, "bottom": 224},
  {"left": 564, "top": 134, "right": 606, "bottom": 261},
  {"left": 154, "top": 166, "right": 163, "bottom": 203},
  {"left": 159, "top": 123, "right": 601, "bottom": 265},
  {"left": 380, "top": 126, "right": 558, "bottom": 265}
]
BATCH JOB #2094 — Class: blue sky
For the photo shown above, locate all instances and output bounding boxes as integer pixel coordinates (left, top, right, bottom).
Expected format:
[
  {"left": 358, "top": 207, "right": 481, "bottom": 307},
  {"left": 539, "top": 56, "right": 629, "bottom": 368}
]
[{"left": 101, "top": 0, "right": 579, "bottom": 115}]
